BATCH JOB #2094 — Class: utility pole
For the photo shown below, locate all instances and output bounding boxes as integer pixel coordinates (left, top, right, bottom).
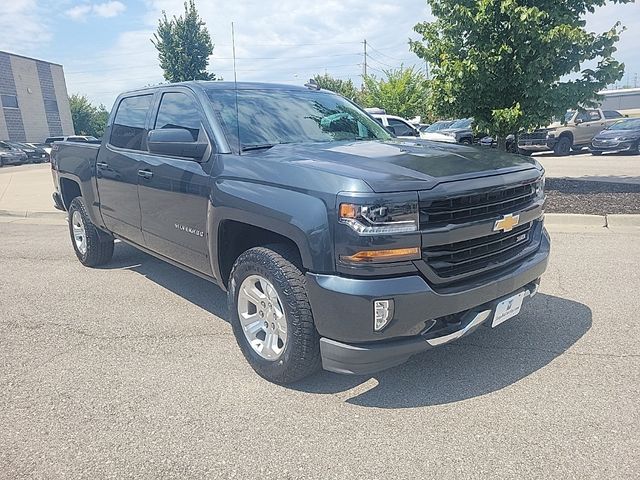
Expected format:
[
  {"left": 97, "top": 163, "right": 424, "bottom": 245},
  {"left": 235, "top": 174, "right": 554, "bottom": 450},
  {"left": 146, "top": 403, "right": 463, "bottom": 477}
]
[{"left": 363, "top": 39, "right": 367, "bottom": 78}]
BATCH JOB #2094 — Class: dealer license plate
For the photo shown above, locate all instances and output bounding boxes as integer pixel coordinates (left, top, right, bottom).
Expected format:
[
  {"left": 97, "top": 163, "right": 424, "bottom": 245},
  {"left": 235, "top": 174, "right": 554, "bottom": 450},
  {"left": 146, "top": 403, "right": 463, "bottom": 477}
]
[{"left": 492, "top": 291, "right": 527, "bottom": 328}]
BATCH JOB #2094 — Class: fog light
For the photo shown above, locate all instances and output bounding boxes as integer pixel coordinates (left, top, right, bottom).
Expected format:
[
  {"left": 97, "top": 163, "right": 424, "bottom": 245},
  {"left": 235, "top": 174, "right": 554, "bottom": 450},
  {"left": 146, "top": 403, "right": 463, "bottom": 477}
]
[{"left": 374, "top": 299, "right": 394, "bottom": 331}]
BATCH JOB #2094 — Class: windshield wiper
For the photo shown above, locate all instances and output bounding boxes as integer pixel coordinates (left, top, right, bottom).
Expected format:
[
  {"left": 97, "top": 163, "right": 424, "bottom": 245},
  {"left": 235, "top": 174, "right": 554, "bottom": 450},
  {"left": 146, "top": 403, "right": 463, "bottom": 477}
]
[{"left": 241, "top": 143, "right": 277, "bottom": 152}]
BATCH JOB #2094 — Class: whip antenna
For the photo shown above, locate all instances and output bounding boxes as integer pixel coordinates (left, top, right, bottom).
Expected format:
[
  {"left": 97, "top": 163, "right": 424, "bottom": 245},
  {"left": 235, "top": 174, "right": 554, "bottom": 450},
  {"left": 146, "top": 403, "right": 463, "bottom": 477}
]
[{"left": 232, "top": 22, "right": 241, "bottom": 155}]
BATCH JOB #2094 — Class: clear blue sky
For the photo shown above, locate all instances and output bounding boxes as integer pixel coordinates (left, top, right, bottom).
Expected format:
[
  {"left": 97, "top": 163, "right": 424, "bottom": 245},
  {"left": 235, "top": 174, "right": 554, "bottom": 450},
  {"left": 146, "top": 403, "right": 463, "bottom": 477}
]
[{"left": 2, "top": 1, "right": 639, "bottom": 107}]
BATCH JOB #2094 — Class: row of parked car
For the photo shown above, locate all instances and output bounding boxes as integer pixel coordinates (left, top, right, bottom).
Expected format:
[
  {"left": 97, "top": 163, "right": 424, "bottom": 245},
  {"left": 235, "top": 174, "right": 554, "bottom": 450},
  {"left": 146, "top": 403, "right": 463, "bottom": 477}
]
[
  {"left": 0, "top": 135, "right": 99, "bottom": 167},
  {"left": 367, "top": 107, "right": 639, "bottom": 156}
]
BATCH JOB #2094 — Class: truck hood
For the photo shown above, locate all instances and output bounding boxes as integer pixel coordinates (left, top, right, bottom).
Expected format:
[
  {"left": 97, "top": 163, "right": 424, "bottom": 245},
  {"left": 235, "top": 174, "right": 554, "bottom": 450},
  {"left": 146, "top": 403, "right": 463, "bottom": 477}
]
[{"left": 258, "top": 140, "right": 540, "bottom": 192}]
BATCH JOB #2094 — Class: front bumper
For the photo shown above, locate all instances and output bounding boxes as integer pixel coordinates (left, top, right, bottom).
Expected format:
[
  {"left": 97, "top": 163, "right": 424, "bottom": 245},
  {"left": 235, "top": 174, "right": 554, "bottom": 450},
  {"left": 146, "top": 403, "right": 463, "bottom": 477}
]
[
  {"left": 590, "top": 140, "right": 637, "bottom": 154},
  {"left": 517, "top": 139, "right": 555, "bottom": 152},
  {"left": 306, "top": 229, "right": 550, "bottom": 374}
]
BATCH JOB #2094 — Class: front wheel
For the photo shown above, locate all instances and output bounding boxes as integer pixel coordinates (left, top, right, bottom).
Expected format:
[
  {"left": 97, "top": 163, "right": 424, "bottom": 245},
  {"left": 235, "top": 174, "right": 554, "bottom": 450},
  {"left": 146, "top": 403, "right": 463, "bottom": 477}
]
[
  {"left": 228, "top": 245, "right": 321, "bottom": 384},
  {"left": 553, "top": 137, "right": 572, "bottom": 156},
  {"left": 460, "top": 138, "right": 472, "bottom": 145},
  {"left": 68, "top": 197, "right": 114, "bottom": 267}
]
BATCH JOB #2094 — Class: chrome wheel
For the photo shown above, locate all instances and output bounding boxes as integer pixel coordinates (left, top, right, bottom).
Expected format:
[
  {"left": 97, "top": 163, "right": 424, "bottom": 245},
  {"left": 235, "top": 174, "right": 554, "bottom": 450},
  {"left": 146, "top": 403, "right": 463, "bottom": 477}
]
[
  {"left": 237, "top": 274, "right": 288, "bottom": 360},
  {"left": 71, "top": 210, "right": 87, "bottom": 255}
]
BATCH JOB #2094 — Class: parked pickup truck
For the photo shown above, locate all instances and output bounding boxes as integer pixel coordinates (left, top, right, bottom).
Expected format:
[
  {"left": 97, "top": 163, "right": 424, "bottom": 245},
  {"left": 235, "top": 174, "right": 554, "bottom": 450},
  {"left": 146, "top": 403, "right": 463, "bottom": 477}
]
[
  {"left": 51, "top": 81, "right": 549, "bottom": 384},
  {"left": 518, "top": 108, "right": 624, "bottom": 156}
]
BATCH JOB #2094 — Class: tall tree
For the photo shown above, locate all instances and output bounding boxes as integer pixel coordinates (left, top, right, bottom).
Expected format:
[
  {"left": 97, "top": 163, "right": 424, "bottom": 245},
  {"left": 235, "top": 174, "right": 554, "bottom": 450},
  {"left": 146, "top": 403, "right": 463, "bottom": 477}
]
[
  {"left": 69, "top": 94, "right": 109, "bottom": 138},
  {"left": 361, "top": 67, "right": 430, "bottom": 120},
  {"left": 312, "top": 74, "right": 359, "bottom": 101},
  {"left": 411, "top": 0, "right": 632, "bottom": 150},
  {"left": 151, "top": 0, "right": 216, "bottom": 82}
]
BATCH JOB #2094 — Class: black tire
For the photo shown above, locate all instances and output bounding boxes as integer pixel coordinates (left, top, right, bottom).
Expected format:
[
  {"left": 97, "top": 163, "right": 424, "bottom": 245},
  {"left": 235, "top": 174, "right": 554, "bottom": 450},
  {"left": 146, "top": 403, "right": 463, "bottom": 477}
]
[
  {"left": 0, "top": 157, "right": 4, "bottom": 167},
  {"left": 460, "top": 137, "right": 473, "bottom": 145},
  {"left": 68, "top": 197, "right": 114, "bottom": 267},
  {"left": 591, "top": 151, "right": 603, "bottom": 156},
  {"left": 228, "top": 245, "right": 321, "bottom": 384},
  {"left": 553, "top": 136, "right": 572, "bottom": 156},
  {"left": 517, "top": 148, "right": 533, "bottom": 156},
  {"left": 630, "top": 142, "right": 640, "bottom": 155}
]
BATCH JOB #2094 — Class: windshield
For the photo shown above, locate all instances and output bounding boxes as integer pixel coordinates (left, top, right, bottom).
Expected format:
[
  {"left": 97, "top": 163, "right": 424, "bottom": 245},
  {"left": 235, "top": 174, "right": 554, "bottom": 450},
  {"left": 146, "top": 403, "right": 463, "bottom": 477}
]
[
  {"left": 448, "top": 118, "right": 473, "bottom": 129},
  {"left": 424, "top": 121, "right": 453, "bottom": 133},
  {"left": 564, "top": 111, "right": 576, "bottom": 123},
  {"left": 607, "top": 118, "right": 640, "bottom": 130},
  {"left": 206, "top": 89, "right": 391, "bottom": 150}
]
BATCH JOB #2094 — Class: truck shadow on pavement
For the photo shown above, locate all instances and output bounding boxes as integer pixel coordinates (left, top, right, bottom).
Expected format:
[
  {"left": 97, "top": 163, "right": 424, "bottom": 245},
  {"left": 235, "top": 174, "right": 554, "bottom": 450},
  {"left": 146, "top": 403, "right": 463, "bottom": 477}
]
[{"left": 105, "top": 244, "right": 591, "bottom": 409}]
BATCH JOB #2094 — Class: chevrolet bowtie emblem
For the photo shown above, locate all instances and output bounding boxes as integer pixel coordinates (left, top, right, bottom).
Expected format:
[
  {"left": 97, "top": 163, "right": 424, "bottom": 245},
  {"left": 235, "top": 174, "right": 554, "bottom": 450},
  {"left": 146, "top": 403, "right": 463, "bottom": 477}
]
[{"left": 494, "top": 214, "right": 520, "bottom": 232}]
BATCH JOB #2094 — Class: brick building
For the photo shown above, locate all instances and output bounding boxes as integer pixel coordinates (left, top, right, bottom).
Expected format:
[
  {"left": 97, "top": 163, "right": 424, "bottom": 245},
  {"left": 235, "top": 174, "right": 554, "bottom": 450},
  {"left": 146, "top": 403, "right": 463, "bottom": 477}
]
[{"left": 0, "top": 51, "right": 74, "bottom": 142}]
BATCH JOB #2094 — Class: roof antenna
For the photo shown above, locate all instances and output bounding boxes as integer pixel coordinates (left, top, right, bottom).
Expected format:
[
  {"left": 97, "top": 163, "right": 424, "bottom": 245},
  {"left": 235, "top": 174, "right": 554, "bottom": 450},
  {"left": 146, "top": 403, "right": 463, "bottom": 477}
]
[{"left": 232, "top": 22, "right": 242, "bottom": 155}]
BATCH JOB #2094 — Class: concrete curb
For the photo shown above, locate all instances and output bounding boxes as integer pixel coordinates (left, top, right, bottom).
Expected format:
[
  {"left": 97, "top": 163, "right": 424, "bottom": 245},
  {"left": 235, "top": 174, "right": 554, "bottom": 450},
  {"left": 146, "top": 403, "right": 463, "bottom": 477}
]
[
  {"left": 545, "top": 213, "right": 640, "bottom": 233},
  {"left": 0, "top": 209, "right": 64, "bottom": 218}
]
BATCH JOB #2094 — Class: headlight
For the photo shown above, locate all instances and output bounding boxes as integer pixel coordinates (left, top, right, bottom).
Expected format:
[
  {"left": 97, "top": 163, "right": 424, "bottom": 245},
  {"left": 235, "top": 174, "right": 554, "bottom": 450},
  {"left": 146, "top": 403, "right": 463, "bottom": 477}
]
[
  {"left": 536, "top": 175, "right": 545, "bottom": 198},
  {"left": 339, "top": 201, "right": 419, "bottom": 235}
]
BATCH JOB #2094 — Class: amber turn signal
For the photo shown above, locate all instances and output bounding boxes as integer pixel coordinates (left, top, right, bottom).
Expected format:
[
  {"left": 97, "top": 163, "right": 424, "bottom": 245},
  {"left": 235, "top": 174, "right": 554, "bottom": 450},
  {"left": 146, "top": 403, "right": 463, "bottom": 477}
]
[
  {"left": 339, "top": 203, "right": 358, "bottom": 219},
  {"left": 341, "top": 247, "right": 420, "bottom": 263}
]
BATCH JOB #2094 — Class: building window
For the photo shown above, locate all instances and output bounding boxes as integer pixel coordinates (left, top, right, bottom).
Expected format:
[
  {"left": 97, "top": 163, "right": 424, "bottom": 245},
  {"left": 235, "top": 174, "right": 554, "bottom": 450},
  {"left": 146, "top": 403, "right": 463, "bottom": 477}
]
[
  {"left": 44, "top": 99, "right": 59, "bottom": 113},
  {"left": 1, "top": 94, "right": 19, "bottom": 109}
]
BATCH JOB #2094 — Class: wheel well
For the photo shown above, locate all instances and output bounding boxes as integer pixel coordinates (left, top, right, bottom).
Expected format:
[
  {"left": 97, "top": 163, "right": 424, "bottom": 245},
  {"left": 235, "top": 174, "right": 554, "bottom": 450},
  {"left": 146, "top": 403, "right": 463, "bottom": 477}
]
[
  {"left": 558, "top": 131, "right": 573, "bottom": 144},
  {"left": 218, "top": 220, "right": 303, "bottom": 288},
  {"left": 60, "top": 178, "right": 81, "bottom": 209}
]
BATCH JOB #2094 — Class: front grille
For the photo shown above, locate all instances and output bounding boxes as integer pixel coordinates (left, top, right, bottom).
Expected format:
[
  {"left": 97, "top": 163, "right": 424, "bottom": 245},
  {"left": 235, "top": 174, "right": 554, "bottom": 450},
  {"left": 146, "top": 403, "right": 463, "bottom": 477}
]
[
  {"left": 420, "top": 182, "right": 537, "bottom": 227},
  {"left": 423, "top": 222, "right": 534, "bottom": 279},
  {"left": 592, "top": 139, "right": 619, "bottom": 147},
  {"left": 519, "top": 131, "right": 547, "bottom": 141}
]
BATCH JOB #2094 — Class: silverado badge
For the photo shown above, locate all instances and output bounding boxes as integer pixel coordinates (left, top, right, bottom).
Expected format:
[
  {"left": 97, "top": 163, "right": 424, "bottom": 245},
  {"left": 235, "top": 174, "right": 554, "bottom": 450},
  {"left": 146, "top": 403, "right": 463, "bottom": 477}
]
[{"left": 494, "top": 213, "right": 520, "bottom": 233}]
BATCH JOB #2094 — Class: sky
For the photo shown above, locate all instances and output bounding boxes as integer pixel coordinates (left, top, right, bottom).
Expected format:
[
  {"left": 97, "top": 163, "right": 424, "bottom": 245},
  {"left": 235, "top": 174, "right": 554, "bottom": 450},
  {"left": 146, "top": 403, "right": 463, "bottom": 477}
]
[{"left": 1, "top": 0, "right": 639, "bottom": 108}]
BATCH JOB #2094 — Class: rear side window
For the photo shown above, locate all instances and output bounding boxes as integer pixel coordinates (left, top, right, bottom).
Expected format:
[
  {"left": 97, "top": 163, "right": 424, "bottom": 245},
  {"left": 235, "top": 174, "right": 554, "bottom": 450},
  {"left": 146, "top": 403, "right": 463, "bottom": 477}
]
[
  {"left": 603, "top": 110, "right": 623, "bottom": 119},
  {"left": 110, "top": 94, "right": 153, "bottom": 150},
  {"left": 154, "top": 92, "right": 202, "bottom": 141},
  {"left": 388, "top": 118, "right": 415, "bottom": 136}
]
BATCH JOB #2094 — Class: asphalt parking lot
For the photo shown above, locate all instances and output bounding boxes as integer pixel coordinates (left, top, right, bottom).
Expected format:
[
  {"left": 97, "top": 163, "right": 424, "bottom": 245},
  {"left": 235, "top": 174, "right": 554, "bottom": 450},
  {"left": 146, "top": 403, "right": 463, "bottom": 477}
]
[{"left": 1, "top": 218, "right": 639, "bottom": 478}]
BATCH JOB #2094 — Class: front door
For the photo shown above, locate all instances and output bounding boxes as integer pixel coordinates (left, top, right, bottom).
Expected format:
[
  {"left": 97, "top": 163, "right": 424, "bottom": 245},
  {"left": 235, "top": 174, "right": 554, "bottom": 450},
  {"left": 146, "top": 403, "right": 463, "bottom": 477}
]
[
  {"left": 96, "top": 94, "right": 154, "bottom": 244},
  {"left": 137, "top": 91, "right": 213, "bottom": 275},
  {"left": 574, "top": 109, "right": 605, "bottom": 145}
]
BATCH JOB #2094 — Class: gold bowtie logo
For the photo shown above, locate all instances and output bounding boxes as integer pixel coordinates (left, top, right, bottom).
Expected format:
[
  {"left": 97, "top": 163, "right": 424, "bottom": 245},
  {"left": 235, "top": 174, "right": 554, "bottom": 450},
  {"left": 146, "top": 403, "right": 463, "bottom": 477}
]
[{"left": 494, "top": 214, "right": 520, "bottom": 232}]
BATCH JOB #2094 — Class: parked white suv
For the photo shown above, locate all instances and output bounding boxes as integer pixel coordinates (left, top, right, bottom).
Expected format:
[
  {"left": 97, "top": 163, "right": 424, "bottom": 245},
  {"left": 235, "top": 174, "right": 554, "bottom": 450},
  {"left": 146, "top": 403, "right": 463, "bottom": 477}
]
[{"left": 365, "top": 108, "right": 420, "bottom": 139}]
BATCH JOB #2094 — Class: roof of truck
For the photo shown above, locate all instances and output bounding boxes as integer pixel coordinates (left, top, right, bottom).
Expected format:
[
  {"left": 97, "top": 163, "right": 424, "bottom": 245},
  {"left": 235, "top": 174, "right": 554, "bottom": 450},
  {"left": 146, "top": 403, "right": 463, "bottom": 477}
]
[{"left": 122, "top": 81, "right": 321, "bottom": 96}]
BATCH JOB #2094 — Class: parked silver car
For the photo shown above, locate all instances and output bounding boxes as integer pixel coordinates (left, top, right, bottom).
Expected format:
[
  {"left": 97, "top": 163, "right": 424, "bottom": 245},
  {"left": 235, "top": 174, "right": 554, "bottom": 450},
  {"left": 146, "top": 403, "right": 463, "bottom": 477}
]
[{"left": 0, "top": 141, "right": 29, "bottom": 167}]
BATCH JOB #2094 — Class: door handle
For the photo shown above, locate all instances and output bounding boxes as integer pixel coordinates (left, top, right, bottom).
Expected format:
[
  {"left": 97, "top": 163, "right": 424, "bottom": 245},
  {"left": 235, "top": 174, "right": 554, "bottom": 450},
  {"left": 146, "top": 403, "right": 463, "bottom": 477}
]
[
  {"left": 138, "top": 169, "right": 153, "bottom": 179},
  {"left": 96, "top": 162, "right": 109, "bottom": 169}
]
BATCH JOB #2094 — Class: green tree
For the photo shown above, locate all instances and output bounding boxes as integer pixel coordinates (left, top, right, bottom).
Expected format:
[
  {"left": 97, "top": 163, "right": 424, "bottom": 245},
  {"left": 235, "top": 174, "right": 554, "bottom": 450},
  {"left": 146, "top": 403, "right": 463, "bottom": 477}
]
[
  {"left": 411, "top": 0, "right": 632, "bottom": 150},
  {"left": 360, "top": 67, "right": 430, "bottom": 120},
  {"left": 312, "top": 74, "right": 359, "bottom": 100},
  {"left": 151, "top": 0, "right": 217, "bottom": 82},
  {"left": 69, "top": 94, "right": 109, "bottom": 138}
]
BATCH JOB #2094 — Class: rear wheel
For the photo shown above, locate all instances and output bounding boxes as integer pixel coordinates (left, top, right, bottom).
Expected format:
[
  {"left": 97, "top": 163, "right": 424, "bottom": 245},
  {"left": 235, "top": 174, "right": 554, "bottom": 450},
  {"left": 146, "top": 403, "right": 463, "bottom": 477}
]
[
  {"left": 68, "top": 197, "right": 114, "bottom": 267},
  {"left": 460, "top": 137, "right": 473, "bottom": 145},
  {"left": 553, "top": 136, "right": 572, "bottom": 156},
  {"left": 228, "top": 245, "right": 321, "bottom": 384}
]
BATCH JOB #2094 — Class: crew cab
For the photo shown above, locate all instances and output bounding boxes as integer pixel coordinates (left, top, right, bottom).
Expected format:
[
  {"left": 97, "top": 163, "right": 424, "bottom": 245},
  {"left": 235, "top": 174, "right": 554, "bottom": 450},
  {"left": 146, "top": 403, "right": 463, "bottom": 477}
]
[
  {"left": 51, "top": 81, "right": 549, "bottom": 384},
  {"left": 518, "top": 109, "right": 624, "bottom": 156}
]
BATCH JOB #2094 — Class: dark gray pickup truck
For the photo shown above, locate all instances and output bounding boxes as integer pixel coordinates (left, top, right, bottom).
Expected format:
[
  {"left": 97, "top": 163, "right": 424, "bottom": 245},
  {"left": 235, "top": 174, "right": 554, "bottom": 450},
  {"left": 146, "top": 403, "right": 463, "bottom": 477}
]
[{"left": 51, "top": 81, "right": 549, "bottom": 384}]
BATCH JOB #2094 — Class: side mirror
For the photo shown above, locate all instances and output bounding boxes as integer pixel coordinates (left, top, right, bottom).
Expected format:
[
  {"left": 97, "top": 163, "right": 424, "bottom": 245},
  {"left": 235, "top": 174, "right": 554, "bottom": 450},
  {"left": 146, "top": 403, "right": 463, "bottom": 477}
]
[
  {"left": 575, "top": 118, "right": 583, "bottom": 125},
  {"left": 147, "top": 128, "right": 208, "bottom": 160}
]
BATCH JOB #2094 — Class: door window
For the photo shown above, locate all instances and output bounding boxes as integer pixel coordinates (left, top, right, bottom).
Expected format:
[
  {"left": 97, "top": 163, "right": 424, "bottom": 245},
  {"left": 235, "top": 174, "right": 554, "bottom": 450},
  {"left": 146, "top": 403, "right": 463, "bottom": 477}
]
[
  {"left": 154, "top": 92, "right": 202, "bottom": 141},
  {"left": 110, "top": 94, "right": 153, "bottom": 150},
  {"left": 387, "top": 118, "right": 416, "bottom": 136},
  {"left": 576, "top": 110, "right": 601, "bottom": 123}
]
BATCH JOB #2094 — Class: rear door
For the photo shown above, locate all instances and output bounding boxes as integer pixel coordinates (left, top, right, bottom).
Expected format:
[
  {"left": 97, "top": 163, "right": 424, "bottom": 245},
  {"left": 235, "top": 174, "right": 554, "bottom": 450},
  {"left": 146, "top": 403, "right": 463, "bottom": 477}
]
[
  {"left": 137, "top": 89, "right": 213, "bottom": 274},
  {"left": 96, "top": 94, "right": 154, "bottom": 244}
]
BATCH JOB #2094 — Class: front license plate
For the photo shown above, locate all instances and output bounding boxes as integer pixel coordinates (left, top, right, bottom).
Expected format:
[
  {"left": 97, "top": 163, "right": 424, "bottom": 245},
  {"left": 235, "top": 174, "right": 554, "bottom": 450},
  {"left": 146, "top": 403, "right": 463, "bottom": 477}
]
[{"left": 492, "top": 291, "right": 527, "bottom": 328}]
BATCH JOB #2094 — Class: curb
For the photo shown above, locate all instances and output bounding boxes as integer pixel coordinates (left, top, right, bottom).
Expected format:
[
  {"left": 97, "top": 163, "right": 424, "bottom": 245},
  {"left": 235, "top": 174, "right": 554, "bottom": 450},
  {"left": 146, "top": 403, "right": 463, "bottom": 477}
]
[
  {"left": 545, "top": 213, "right": 640, "bottom": 232},
  {"left": 0, "top": 209, "right": 64, "bottom": 218}
]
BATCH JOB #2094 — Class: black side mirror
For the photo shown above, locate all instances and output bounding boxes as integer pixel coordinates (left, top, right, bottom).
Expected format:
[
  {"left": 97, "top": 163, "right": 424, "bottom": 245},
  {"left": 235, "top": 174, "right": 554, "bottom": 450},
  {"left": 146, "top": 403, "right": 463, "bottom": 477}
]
[{"left": 147, "top": 128, "right": 208, "bottom": 160}]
